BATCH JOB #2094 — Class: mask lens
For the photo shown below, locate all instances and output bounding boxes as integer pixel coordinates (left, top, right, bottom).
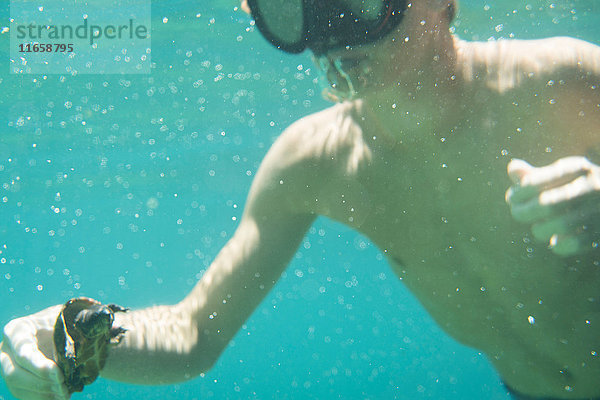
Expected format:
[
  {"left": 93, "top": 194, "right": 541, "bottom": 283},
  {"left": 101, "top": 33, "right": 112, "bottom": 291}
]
[
  {"left": 250, "top": 0, "right": 305, "bottom": 50},
  {"left": 250, "top": 0, "right": 405, "bottom": 54},
  {"left": 345, "top": 0, "right": 386, "bottom": 20},
  {"left": 309, "top": 0, "right": 396, "bottom": 54}
]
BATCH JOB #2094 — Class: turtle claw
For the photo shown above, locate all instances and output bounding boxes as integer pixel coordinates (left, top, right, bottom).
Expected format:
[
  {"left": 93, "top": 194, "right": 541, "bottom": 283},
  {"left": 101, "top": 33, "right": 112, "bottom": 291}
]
[
  {"left": 110, "top": 326, "right": 127, "bottom": 344},
  {"left": 107, "top": 305, "right": 127, "bottom": 344},
  {"left": 107, "top": 304, "right": 129, "bottom": 313}
]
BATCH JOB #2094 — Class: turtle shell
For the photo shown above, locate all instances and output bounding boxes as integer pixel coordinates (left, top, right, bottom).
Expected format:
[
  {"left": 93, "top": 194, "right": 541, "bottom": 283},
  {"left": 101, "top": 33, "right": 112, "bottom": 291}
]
[{"left": 53, "top": 297, "right": 128, "bottom": 393}]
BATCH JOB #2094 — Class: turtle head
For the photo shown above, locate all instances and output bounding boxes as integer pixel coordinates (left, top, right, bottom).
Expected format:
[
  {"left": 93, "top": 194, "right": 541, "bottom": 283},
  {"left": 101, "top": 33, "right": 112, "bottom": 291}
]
[{"left": 74, "top": 306, "right": 114, "bottom": 338}]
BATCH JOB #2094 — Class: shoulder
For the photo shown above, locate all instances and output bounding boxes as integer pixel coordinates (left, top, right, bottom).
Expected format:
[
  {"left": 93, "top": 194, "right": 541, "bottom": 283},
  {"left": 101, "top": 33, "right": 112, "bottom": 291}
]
[
  {"left": 455, "top": 36, "right": 600, "bottom": 92},
  {"left": 247, "top": 101, "right": 372, "bottom": 216},
  {"left": 267, "top": 100, "right": 373, "bottom": 176}
]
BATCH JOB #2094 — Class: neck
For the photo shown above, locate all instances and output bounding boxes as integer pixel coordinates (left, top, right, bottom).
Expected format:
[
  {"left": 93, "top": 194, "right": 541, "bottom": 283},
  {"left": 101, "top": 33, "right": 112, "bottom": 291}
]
[{"left": 360, "top": 9, "right": 461, "bottom": 146}]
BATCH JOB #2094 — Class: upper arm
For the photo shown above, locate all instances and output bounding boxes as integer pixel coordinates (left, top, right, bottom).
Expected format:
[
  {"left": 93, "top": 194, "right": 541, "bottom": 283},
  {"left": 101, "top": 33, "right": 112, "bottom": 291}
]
[{"left": 468, "top": 37, "right": 600, "bottom": 150}]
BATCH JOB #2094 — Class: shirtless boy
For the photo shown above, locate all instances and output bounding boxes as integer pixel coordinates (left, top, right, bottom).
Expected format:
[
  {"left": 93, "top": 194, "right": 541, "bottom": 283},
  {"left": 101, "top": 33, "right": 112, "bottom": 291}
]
[{"left": 2, "top": 0, "right": 600, "bottom": 399}]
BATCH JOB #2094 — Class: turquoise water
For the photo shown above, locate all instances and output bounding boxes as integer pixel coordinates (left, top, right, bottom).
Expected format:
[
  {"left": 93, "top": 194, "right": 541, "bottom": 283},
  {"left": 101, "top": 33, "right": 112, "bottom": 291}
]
[{"left": 1, "top": 1, "right": 598, "bottom": 399}]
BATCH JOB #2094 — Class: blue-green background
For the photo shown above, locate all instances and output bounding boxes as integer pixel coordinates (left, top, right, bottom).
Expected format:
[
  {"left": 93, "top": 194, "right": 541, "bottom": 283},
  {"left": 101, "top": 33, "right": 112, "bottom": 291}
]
[{"left": 1, "top": 1, "right": 598, "bottom": 399}]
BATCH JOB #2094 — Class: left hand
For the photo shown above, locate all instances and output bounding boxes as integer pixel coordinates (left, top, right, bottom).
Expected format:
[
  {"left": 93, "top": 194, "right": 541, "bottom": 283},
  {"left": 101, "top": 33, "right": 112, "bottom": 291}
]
[
  {"left": 505, "top": 156, "right": 600, "bottom": 256},
  {"left": 0, "top": 305, "right": 69, "bottom": 400}
]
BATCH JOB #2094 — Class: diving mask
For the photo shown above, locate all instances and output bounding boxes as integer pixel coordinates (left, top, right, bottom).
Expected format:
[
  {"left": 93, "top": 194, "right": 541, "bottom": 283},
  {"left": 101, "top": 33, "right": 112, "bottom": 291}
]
[{"left": 247, "top": 0, "right": 408, "bottom": 56}]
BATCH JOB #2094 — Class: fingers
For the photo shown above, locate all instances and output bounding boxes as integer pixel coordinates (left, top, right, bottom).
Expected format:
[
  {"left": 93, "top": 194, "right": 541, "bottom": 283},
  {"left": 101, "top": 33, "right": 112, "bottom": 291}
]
[
  {"left": 505, "top": 184, "right": 539, "bottom": 205},
  {"left": 513, "top": 189, "right": 600, "bottom": 256},
  {"left": 2, "top": 340, "right": 69, "bottom": 400},
  {"left": 505, "top": 159, "right": 543, "bottom": 204},
  {"left": 3, "top": 320, "right": 61, "bottom": 383},
  {"left": 531, "top": 221, "right": 598, "bottom": 256},
  {"left": 523, "top": 196, "right": 600, "bottom": 257},
  {"left": 531, "top": 202, "right": 600, "bottom": 240},
  {"left": 548, "top": 232, "right": 599, "bottom": 257},
  {"left": 517, "top": 156, "right": 593, "bottom": 187},
  {"left": 508, "top": 193, "right": 554, "bottom": 223},
  {"left": 506, "top": 157, "right": 596, "bottom": 204},
  {"left": 538, "top": 174, "right": 600, "bottom": 206},
  {"left": 16, "top": 341, "right": 63, "bottom": 382},
  {"left": 509, "top": 180, "right": 600, "bottom": 224},
  {"left": 1, "top": 307, "right": 70, "bottom": 400},
  {"left": 506, "top": 157, "right": 600, "bottom": 220},
  {"left": 506, "top": 157, "right": 600, "bottom": 257},
  {"left": 507, "top": 158, "right": 534, "bottom": 183}
]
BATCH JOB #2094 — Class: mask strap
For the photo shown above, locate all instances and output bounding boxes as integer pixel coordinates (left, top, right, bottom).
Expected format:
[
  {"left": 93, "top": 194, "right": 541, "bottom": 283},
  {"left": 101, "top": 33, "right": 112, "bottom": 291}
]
[
  {"left": 372, "top": 1, "right": 395, "bottom": 35},
  {"left": 333, "top": 58, "right": 358, "bottom": 100},
  {"left": 315, "top": 55, "right": 359, "bottom": 102}
]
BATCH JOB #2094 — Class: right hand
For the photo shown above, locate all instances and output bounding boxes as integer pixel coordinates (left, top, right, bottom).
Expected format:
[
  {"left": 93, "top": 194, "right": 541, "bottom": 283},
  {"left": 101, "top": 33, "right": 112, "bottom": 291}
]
[{"left": 1, "top": 305, "right": 70, "bottom": 400}]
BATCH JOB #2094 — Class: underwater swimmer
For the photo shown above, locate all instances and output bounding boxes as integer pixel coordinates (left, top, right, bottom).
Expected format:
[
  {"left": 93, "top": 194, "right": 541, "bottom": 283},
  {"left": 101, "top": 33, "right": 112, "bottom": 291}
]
[{"left": 3, "top": 0, "right": 600, "bottom": 399}]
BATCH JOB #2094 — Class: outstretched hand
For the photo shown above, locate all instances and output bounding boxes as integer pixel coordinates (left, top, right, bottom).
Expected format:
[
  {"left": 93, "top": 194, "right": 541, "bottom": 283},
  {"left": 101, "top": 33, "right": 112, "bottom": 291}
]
[
  {"left": 505, "top": 156, "right": 600, "bottom": 256},
  {"left": 1, "top": 305, "right": 70, "bottom": 400}
]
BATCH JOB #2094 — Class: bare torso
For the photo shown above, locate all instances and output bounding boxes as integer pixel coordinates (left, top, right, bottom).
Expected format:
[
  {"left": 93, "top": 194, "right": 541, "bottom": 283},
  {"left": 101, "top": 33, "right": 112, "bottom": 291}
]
[
  {"left": 287, "top": 38, "right": 600, "bottom": 398},
  {"left": 85, "top": 36, "right": 600, "bottom": 398}
]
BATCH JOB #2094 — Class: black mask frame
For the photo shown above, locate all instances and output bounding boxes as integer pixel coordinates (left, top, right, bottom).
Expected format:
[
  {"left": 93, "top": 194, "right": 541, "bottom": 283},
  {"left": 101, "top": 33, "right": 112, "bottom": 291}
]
[{"left": 248, "top": 0, "right": 408, "bottom": 55}]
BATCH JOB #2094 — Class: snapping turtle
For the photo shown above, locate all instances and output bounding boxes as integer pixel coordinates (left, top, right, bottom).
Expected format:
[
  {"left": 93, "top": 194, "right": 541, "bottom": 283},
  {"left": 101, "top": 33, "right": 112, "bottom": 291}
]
[{"left": 53, "top": 297, "right": 128, "bottom": 393}]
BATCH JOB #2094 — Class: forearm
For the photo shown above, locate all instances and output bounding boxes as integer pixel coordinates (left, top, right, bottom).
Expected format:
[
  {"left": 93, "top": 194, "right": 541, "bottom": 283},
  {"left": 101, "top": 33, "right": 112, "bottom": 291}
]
[
  {"left": 97, "top": 234, "right": 251, "bottom": 385},
  {"left": 100, "top": 301, "right": 203, "bottom": 385},
  {"left": 97, "top": 159, "right": 316, "bottom": 384},
  {"left": 99, "top": 215, "right": 311, "bottom": 385},
  {"left": 97, "top": 232, "right": 265, "bottom": 385}
]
